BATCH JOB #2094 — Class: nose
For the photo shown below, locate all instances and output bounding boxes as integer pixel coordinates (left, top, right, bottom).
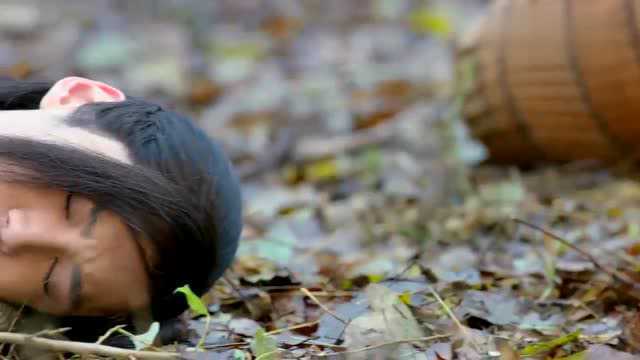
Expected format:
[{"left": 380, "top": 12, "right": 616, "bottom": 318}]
[{"left": 0, "top": 208, "right": 68, "bottom": 254}]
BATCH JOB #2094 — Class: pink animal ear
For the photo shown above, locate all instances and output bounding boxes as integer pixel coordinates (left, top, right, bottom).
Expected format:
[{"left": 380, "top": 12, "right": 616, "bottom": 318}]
[{"left": 40, "top": 76, "right": 126, "bottom": 109}]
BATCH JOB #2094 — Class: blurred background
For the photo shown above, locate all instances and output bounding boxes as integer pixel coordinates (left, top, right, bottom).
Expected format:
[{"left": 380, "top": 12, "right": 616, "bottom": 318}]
[
  {"left": 0, "top": 0, "right": 488, "bottom": 174},
  {"left": 0, "top": 0, "right": 502, "bottom": 354}
]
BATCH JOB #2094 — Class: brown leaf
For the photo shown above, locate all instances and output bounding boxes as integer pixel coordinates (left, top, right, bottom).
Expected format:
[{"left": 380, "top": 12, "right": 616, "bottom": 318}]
[
  {"left": 585, "top": 345, "right": 638, "bottom": 360},
  {"left": 495, "top": 338, "right": 520, "bottom": 360},
  {"left": 623, "top": 310, "right": 640, "bottom": 351},
  {"left": 262, "top": 16, "right": 302, "bottom": 40},
  {"left": 2, "top": 61, "right": 32, "bottom": 79},
  {"left": 188, "top": 78, "right": 222, "bottom": 106}
]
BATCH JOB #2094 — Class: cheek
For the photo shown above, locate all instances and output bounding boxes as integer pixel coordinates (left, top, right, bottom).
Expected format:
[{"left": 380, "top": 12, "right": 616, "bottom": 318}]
[
  {"left": 0, "top": 252, "right": 48, "bottom": 304},
  {"left": 83, "top": 238, "right": 151, "bottom": 313},
  {"left": 107, "top": 242, "right": 149, "bottom": 289}
]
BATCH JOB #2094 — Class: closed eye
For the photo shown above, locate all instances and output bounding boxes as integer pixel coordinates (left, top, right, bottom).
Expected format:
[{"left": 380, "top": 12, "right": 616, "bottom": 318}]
[
  {"left": 43, "top": 256, "right": 59, "bottom": 296},
  {"left": 43, "top": 193, "right": 72, "bottom": 296},
  {"left": 65, "top": 193, "right": 72, "bottom": 220}
]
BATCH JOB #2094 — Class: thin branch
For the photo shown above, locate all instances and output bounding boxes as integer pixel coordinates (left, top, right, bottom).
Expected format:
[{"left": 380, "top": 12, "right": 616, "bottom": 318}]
[
  {"left": 513, "top": 218, "right": 640, "bottom": 293},
  {"left": 31, "top": 327, "right": 71, "bottom": 338},
  {"left": 5, "top": 305, "right": 23, "bottom": 333},
  {"left": 0, "top": 304, "right": 23, "bottom": 356},
  {"left": 203, "top": 341, "right": 249, "bottom": 350},
  {"left": 265, "top": 320, "right": 319, "bottom": 336},
  {"left": 300, "top": 288, "right": 348, "bottom": 325},
  {"left": 426, "top": 285, "right": 475, "bottom": 349},
  {"left": 385, "top": 255, "right": 420, "bottom": 281},
  {"left": 0, "top": 332, "right": 178, "bottom": 359},
  {"left": 96, "top": 325, "right": 127, "bottom": 345},
  {"left": 314, "top": 334, "right": 451, "bottom": 357},
  {"left": 235, "top": 284, "right": 355, "bottom": 297}
]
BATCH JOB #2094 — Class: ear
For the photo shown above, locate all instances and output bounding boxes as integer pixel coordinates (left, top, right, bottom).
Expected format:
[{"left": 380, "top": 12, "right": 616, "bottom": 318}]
[{"left": 40, "top": 76, "right": 126, "bottom": 109}]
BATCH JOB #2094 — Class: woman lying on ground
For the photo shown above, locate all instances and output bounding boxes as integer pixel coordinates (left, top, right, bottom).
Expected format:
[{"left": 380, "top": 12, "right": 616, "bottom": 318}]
[{"left": 0, "top": 76, "right": 243, "bottom": 346}]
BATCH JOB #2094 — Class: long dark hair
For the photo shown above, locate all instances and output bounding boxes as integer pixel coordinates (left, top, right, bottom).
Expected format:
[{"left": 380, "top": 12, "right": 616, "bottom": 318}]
[{"left": 0, "top": 78, "right": 242, "bottom": 343}]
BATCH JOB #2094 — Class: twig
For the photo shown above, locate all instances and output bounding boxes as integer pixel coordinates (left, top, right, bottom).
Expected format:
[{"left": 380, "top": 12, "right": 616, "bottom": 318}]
[
  {"left": 426, "top": 285, "right": 474, "bottom": 348},
  {"left": 30, "top": 327, "right": 71, "bottom": 338},
  {"left": 0, "top": 304, "right": 24, "bottom": 355},
  {"left": 8, "top": 326, "right": 70, "bottom": 359},
  {"left": 203, "top": 341, "right": 249, "bottom": 350},
  {"left": 0, "top": 332, "right": 178, "bottom": 359},
  {"left": 96, "top": 325, "right": 127, "bottom": 345},
  {"left": 300, "top": 288, "right": 348, "bottom": 325},
  {"left": 265, "top": 320, "right": 320, "bottom": 336},
  {"left": 5, "top": 305, "right": 23, "bottom": 333},
  {"left": 513, "top": 218, "right": 640, "bottom": 292},
  {"left": 295, "top": 290, "right": 354, "bottom": 297},
  {"left": 385, "top": 255, "right": 420, "bottom": 282},
  {"left": 314, "top": 334, "right": 451, "bottom": 357},
  {"left": 335, "top": 322, "right": 349, "bottom": 346},
  {"left": 274, "top": 335, "right": 346, "bottom": 349},
  {"left": 240, "top": 286, "right": 355, "bottom": 298}
]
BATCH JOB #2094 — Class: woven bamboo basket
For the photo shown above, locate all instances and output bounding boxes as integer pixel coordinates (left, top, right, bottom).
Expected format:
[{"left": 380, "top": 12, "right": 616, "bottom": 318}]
[{"left": 458, "top": 0, "right": 640, "bottom": 164}]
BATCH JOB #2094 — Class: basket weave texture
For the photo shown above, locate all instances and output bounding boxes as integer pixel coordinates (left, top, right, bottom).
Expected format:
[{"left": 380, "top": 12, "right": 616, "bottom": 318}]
[{"left": 460, "top": 0, "right": 640, "bottom": 163}]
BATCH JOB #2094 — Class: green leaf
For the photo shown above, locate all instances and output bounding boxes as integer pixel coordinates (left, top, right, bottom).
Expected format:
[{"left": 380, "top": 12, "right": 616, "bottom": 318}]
[
  {"left": 250, "top": 328, "right": 278, "bottom": 360},
  {"left": 119, "top": 322, "right": 160, "bottom": 351},
  {"left": 520, "top": 331, "right": 581, "bottom": 357},
  {"left": 174, "top": 285, "right": 209, "bottom": 317}
]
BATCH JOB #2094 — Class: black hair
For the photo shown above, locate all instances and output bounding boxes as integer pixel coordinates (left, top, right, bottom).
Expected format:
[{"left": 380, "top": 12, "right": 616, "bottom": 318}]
[{"left": 0, "top": 78, "right": 243, "bottom": 343}]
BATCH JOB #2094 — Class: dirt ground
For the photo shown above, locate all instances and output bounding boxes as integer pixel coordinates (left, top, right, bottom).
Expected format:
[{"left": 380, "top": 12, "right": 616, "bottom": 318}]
[{"left": 3, "top": 1, "right": 640, "bottom": 359}]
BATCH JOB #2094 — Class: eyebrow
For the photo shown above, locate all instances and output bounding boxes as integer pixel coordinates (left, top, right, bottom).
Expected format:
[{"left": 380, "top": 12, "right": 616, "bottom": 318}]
[
  {"left": 65, "top": 193, "right": 72, "bottom": 220},
  {"left": 81, "top": 205, "right": 101, "bottom": 239},
  {"left": 69, "top": 264, "right": 82, "bottom": 309},
  {"left": 67, "top": 204, "right": 102, "bottom": 310}
]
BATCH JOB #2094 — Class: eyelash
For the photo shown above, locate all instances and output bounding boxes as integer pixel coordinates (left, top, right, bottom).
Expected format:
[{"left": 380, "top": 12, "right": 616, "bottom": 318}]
[
  {"left": 44, "top": 193, "right": 72, "bottom": 295},
  {"left": 43, "top": 257, "right": 59, "bottom": 295},
  {"left": 65, "top": 193, "right": 72, "bottom": 220}
]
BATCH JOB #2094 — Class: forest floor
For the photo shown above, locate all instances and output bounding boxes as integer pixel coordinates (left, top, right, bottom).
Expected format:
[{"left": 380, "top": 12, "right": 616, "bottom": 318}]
[{"left": 2, "top": 0, "right": 640, "bottom": 359}]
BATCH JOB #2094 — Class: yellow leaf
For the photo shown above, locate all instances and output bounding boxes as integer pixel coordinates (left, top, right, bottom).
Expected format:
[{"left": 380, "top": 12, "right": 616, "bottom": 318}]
[
  {"left": 520, "top": 331, "right": 581, "bottom": 357},
  {"left": 304, "top": 157, "right": 346, "bottom": 182},
  {"left": 607, "top": 207, "right": 624, "bottom": 218},
  {"left": 409, "top": 9, "right": 452, "bottom": 37},
  {"left": 341, "top": 279, "right": 353, "bottom": 290},
  {"left": 399, "top": 291, "right": 412, "bottom": 305}
]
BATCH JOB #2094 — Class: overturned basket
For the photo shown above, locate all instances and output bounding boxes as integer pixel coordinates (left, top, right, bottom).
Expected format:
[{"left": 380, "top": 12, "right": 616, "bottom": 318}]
[{"left": 459, "top": 0, "right": 640, "bottom": 164}]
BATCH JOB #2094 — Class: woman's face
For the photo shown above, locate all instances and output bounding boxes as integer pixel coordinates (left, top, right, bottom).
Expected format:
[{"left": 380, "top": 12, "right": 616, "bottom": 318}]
[{"left": 0, "top": 79, "right": 153, "bottom": 316}]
